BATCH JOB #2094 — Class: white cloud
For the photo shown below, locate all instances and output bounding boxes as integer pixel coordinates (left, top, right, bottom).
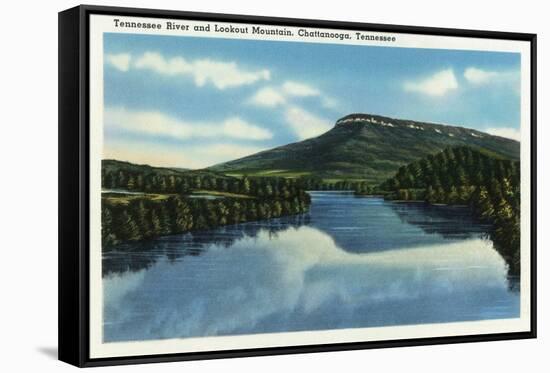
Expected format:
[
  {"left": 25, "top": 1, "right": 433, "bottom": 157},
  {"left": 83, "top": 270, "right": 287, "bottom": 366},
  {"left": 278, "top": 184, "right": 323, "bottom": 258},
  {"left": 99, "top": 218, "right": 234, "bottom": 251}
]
[
  {"left": 284, "top": 106, "right": 332, "bottom": 140},
  {"left": 134, "top": 52, "right": 270, "bottom": 89},
  {"left": 464, "top": 67, "right": 518, "bottom": 86},
  {"left": 104, "top": 139, "right": 264, "bottom": 169},
  {"left": 105, "top": 107, "right": 272, "bottom": 141},
  {"left": 110, "top": 51, "right": 270, "bottom": 89},
  {"left": 105, "top": 53, "right": 131, "bottom": 72},
  {"left": 464, "top": 67, "right": 499, "bottom": 84},
  {"left": 486, "top": 127, "right": 521, "bottom": 141},
  {"left": 282, "top": 81, "right": 320, "bottom": 97},
  {"left": 248, "top": 87, "right": 287, "bottom": 107},
  {"left": 321, "top": 96, "right": 340, "bottom": 109},
  {"left": 248, "top": 82, "right": 337, "bottom": 140},
  {"left": 249, "top": 80, "right": 340, "bottom": 111},
  {"left": 249, "top": 81, "right": 321, "bottom": 108},
  {"left": 222, "top": 118, "right": 273, "bottom": 140},
  {"left": 404, "top": 69, "right": 459, "bottom": 97}
]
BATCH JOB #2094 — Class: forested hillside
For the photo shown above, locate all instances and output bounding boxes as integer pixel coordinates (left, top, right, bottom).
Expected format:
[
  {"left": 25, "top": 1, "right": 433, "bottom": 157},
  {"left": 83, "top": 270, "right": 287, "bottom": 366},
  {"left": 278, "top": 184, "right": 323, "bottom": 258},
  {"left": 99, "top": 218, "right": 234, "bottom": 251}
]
[
  {"left": 101, "top": 160, "right": 311, "bottom": 248},
  {"left": 380, "top": 146, "right": 521, "bottom": 275}
]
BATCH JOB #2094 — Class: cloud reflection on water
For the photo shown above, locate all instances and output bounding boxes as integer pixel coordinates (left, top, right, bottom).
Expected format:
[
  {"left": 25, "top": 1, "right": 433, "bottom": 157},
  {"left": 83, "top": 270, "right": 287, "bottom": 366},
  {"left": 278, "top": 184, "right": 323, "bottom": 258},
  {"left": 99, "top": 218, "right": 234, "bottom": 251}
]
[{"left": 103, "top": 226, "right": 518, "bottom": 342}]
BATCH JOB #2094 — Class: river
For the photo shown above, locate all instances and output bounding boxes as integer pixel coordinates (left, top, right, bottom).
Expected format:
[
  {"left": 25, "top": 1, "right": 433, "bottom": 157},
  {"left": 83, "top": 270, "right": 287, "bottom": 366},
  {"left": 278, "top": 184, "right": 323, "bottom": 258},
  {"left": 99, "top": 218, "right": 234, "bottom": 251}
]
[{"left": 103, "top": 191, "right": 519, "bottom": 342}]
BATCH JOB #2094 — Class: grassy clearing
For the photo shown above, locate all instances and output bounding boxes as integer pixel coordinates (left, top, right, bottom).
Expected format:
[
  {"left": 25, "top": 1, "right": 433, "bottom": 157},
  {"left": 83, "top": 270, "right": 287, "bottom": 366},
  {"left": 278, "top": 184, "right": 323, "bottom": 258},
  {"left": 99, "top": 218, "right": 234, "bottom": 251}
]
[
  {"left": 189, "top": 190, "right": 256, "bottom": 199},
  {"left": 102, "top": 192, "right": 172, "bottom": 206},
  {"left": 321, "top": 178, "right": 370, "bottom": 184},
  {"left": 103, "top": 189, "right": 256, "bottom": 205},
  {"left": 226, "top": 170, "right": 312, "bottom": 178}
]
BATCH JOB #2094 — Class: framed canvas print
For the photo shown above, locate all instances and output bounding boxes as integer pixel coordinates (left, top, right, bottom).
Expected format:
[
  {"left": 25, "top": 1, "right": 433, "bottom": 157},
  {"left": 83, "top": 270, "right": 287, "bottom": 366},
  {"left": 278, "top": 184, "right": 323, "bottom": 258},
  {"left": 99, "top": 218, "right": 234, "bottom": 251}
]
[{"left": 58, "top": 5, "right": 537, "bottom": 367}]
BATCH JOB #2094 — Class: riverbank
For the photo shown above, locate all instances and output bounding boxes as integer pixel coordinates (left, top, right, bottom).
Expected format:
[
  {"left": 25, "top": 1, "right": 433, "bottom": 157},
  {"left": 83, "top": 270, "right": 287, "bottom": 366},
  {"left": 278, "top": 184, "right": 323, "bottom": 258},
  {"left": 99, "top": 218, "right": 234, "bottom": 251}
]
[
  {"left": 373, "top": 189, "right": 519, "bottom": 277},
  {"left": 102, "top": 191, "right": 311, "bottom": 249}
]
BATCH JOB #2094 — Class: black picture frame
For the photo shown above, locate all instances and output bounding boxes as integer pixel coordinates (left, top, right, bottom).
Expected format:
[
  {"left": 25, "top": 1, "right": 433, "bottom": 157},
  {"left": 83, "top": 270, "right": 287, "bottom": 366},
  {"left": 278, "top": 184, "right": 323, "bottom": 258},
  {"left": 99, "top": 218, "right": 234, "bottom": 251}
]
[{"left": 58, "top": 4, "right": 537, "bottom": 368}]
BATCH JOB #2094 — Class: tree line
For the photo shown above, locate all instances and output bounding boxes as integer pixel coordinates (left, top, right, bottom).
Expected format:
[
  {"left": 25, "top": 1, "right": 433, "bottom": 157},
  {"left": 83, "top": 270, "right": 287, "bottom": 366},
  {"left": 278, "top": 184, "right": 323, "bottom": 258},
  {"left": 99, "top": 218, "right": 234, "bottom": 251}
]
[
  {"left": 380, "top": 146, "right": 521, "bottom": 275},
  {"left": 101, "top": 162, "right": 312, "bottom": 248},
  {"left": 102, "top": 194, "right": 310, "bottom": 249},
  {"left": 103, "top": 166, "right": 377, "bottom": 196},
  {"left": 103, "top": 167, "right": 309, "bottom": 200}
]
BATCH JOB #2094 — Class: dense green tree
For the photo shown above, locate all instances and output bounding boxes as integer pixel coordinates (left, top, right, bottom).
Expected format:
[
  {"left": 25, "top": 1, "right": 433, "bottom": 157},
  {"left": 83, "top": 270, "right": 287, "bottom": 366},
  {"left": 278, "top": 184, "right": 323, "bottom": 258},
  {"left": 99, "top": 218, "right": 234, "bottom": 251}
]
[
  {"left": 379, "top": 146, "right": 521, "bottom": 275},
  {"left": 101, "top": 206, "right": 116, "bottom": 247},
  {"left": 116, "top": 210, "right": 140, "bottom": 241}
]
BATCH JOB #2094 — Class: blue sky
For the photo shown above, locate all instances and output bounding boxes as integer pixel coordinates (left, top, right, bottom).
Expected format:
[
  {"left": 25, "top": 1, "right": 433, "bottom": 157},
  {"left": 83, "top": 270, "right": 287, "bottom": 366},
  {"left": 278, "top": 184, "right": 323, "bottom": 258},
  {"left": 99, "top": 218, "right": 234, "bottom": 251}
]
[{"left": 103, "top": 33, "right": 521, "bottom": 169}]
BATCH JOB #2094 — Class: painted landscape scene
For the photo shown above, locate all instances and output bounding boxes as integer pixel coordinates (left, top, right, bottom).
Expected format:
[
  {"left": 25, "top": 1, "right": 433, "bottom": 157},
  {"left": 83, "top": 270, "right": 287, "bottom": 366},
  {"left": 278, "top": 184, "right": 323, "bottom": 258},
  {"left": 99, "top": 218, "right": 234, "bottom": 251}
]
[{"left": 101, "top": 33, "right": 522, "bottom": 342}]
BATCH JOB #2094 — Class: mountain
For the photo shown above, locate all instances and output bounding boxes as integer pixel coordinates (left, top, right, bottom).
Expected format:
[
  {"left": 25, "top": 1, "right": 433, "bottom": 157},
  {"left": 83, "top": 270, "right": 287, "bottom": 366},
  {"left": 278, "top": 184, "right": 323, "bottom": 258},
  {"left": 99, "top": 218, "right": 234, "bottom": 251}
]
[{"left": 209, "top": 113, "right": 520, "bottom": 184}]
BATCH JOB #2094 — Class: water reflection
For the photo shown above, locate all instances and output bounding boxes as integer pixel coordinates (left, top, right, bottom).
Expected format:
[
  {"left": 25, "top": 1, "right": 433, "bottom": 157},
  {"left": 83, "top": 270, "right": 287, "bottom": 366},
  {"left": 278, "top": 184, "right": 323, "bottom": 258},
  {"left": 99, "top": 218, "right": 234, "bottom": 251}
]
[
  {"left": 104, "top": 226, "right": 518, "bottom": 342},
  {"left": 103, "top": 192, "right": 519, "bottom": 342},
  {"left": 103, "top": 214, "right": 310, "bottom": 276},
  {"left": 104, "top": 194, "right": 490, "bottom": 276},
  {"left": 388, "top": 201, "right": 490, "bottom": 239},
  {"left": 305, "top": 193, "right": 490, "bottom": 253}
]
